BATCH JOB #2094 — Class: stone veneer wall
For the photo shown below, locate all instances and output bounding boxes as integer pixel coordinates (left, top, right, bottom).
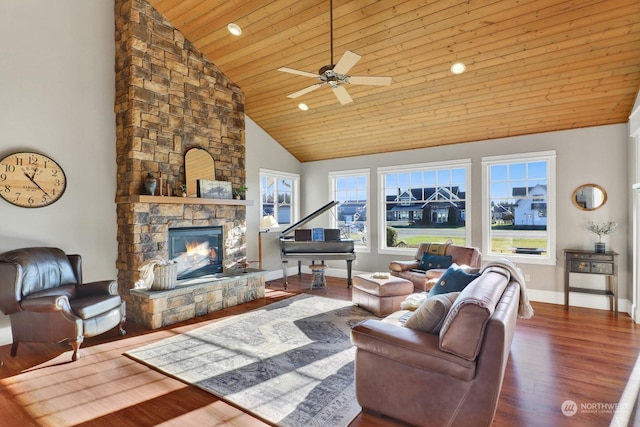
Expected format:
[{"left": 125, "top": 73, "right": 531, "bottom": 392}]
[{"left": 113, "top": 0, "right": 247, "bottom": 316}]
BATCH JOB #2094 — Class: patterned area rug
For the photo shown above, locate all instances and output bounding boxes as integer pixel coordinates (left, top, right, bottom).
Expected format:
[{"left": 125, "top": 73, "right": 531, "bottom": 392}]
[{"left": 125, "top": 294, "right": 376, "bottom": 427}]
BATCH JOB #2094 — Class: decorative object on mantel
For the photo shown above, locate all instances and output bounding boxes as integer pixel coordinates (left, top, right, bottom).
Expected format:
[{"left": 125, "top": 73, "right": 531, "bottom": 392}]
[
  {"left": 586, "top": 220, "right": 617, "bottom": 253},
  {"left": 134, "top": 257, "right": 178, "bottom": 290},
  {"left": 179, "top": 184, "right": 187, "bottom": 197},
  {"left": 197, "top": 179, "right": 232, "bottom": 199},
  {"left": 234, "top": 184, "right": 248, "bottom": 200},
  {"left": 185, "top": 147, "right": 215, "bottom": 197},
  {"left": 144, "top": 172, "right": 157, "bottom": 196}
]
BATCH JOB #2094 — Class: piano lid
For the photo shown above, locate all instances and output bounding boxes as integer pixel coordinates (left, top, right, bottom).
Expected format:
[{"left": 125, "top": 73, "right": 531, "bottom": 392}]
[{"left": 279, "top": 200, "right": 339, "bottom": 239}]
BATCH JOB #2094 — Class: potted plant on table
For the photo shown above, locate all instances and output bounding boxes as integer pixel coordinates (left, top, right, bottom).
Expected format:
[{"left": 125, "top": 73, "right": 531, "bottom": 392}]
[{"left": 586, "top": 220, "right": 617, "bottom": 253}]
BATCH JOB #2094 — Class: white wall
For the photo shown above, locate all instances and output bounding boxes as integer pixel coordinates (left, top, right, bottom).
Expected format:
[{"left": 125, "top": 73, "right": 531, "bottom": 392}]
[
  {"left": 301, "top": 124, "right": 630, "bottom": 312},
  {"left": 244, "top": 116, "right": 301, "bottom": 278},
  {"left": 0, "top": 0, "right": 116, "bottom": 344}
]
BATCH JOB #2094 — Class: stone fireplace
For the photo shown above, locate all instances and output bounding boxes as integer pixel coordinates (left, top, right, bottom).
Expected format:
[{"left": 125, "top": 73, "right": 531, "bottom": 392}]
[{"left": 113, "top": 0, "right": 260, "bottom": 328}]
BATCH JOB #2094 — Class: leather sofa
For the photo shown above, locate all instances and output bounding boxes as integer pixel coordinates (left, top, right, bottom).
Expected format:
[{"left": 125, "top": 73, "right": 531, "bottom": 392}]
[
  {"left": 0, "top": 247, "right": 126, "bottom": 361},
  {"left": 351, "top": 265, "right": 520, "bottom": 427},
  {"left": 389, "top": 243, "right": 482, "bottom": 291}
]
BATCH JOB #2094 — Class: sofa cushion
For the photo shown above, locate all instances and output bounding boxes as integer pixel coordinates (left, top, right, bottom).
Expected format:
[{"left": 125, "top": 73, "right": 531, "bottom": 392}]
[
  {"left": 439, "top": 269, "right": 509, "bottom": 360},
  {"left": 428, "top": 265, "right": 480, "bottom": 297},
  {"left": 404, "top": 292, "right": 460, "bottom": 334},
  {"left": 418, "top": 253, "right": 453, "bottom": 271}
]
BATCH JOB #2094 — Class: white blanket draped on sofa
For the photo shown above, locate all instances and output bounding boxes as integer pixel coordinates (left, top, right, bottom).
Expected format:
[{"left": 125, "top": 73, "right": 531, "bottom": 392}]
[{"left": 480, "top": 258, "right": 534, "bottom": 319}]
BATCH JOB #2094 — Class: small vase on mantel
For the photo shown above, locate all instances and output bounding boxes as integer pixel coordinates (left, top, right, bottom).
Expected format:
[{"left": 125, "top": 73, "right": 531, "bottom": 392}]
[
  {"left": 595, "top": 242, "right": 606, "bottom": 253},
  {"left": 144, "top": 172, "right": 157, "bottom": 196}
]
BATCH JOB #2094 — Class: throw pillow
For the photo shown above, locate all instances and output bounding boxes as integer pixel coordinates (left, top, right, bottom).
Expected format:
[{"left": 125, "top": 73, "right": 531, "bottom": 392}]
[
  {"left": 418, "top": 253, "right": 453, "bottom": 271},
  {"left": 404, "top": 292, "right": 460, "bottom": 334},
  {"left": 428, "top": 265, "right": 481, "bottom": 297}
]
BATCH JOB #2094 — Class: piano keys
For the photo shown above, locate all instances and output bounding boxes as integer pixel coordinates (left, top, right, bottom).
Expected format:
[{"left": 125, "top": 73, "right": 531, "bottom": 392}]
[{"left": 279, "top": 200, "right": 356, "bottom": 288}]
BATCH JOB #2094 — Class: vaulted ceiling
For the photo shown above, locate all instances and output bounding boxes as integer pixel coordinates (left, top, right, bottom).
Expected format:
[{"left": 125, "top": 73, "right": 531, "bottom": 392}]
[{"left": 148, "top": 0, "right": 640, "bottom": 162}]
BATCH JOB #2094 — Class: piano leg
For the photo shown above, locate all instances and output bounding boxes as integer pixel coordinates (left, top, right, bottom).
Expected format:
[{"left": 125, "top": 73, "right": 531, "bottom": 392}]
[
  {"left": 297, "top": 260, "right": 302, "bottom": 277},
  {"left": 282, "top": 260, "right": 288, "bottom": 289},
  {"left": 346, "top": 259, "right": 353, "bottom": 287}
]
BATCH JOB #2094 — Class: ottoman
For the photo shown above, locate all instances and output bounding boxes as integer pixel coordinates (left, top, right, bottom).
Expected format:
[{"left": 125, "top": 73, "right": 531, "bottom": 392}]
[{"left": 352, "top": 273, "right": 414, "bottom": 317}]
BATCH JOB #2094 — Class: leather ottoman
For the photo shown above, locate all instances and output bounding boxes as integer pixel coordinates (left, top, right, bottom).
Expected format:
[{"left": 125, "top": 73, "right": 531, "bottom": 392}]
[{"left": 352, "top": 274, "right": 414, "bottom": 317}]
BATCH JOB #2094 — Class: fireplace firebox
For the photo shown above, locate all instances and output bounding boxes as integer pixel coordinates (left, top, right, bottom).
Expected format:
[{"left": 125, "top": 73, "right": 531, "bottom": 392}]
[{"left": 168, "top": 226, "right": 223, "bottom": 280}]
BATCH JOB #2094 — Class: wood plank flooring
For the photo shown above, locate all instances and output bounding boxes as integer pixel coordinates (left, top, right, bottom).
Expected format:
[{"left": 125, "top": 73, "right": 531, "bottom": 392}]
[{"left": 1, "top": 274, "right": 639, "bottom": 426}]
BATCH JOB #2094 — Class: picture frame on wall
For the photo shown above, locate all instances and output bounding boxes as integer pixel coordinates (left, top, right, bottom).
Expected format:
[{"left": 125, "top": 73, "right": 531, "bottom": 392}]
[{"left": 197, "top": 179, "right": 233, "bottom": 199}]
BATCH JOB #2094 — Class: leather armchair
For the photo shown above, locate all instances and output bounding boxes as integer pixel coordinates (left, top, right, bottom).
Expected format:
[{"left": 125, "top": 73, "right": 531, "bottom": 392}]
[
  {"left": 351, "top": 266, "right": 520, "bottom": 426},
  {"left": 389, "top": 243, "right": 482, "bottom": 291},
  {"left": 0, "top": 247, "right": 126, "bottom": 361}
]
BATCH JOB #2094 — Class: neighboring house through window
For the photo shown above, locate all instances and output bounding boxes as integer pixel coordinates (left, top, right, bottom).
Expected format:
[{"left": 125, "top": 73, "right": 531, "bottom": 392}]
[
  {"left": 482, "top": 151, "right": 556, "bottom": 264},
  {"left": 259, "top": 169, "right": 300, "bottom": 228},
  {"left": 378, "top": 159, "right": 471, "bottom": 252},
  {"left": 329, "top": 169, "right": 370, "bottom": 251}
]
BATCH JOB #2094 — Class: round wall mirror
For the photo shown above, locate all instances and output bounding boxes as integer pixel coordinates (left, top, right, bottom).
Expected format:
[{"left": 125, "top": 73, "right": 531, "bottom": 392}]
[{"left": 572, "top": 184, "right": 607, "bottom": 211}]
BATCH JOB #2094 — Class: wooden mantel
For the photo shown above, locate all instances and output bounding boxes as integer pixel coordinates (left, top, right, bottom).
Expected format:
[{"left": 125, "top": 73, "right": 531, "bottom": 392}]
[{"left": 123, "top": 195, "right": 253, "bottom": 206}]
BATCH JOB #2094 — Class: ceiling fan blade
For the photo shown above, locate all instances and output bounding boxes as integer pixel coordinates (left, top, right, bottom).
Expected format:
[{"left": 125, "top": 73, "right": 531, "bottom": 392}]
[
  {"left": 277, "top": 67, "right": 319, "bottom": 79},
  {"left": 286, "top": 83, "right": 324, "bottom": 99},
  {"left": 332, "top": 85, "right": 353, "bottom": 105},
  {"left": 348, "top": 75, "right": 392, "bottom": 86},
  {"left": 333, "top": 50, "right": 361, "bottom": 75}
]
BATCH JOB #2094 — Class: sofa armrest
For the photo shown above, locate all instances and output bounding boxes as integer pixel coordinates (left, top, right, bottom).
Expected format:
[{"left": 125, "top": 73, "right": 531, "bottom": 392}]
[
  {"left": 389, "top": 260, "right": 419, "bottom": 272},
  {"left": 20, "top": 295, "right": 72, "bottom": 312},
  {"left": 351, "top": 319, "right": 476, "bottom": 381},
  {"left": 76, "top": 280, "right": 118, "bottom": 297}
]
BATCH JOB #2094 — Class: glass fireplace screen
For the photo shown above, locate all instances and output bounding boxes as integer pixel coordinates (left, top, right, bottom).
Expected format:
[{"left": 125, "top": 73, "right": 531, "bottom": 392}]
[{"left": 168, "top": 226, "right": 223, "bottom": 280}]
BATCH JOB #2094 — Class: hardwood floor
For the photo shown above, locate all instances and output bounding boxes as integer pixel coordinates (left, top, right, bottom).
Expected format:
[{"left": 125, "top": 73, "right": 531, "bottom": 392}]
[{"left": 1, "top": 274, "right": 639, "bottom": 426}]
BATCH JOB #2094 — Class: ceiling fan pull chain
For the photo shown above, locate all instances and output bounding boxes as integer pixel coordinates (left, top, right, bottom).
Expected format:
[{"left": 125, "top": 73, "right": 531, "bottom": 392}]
[{"left": 330, "top": 0, "right": 334, "bottom": 66}]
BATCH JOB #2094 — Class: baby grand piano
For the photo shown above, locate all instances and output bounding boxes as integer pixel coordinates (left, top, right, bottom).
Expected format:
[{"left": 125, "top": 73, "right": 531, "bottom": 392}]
[{"left": 280, "top": 200, "right": 356, "bottom": 288}]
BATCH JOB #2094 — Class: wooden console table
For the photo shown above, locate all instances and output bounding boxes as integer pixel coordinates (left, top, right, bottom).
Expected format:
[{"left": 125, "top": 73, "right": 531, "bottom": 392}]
[{"left": 563, "top": 249, "right": 618, "bottom": 317}]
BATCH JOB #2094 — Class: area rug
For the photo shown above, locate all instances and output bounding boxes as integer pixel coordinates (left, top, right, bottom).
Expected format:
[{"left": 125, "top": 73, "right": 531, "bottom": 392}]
[{"left": 125, "top": 294, "right": 377, "bottom": 427}]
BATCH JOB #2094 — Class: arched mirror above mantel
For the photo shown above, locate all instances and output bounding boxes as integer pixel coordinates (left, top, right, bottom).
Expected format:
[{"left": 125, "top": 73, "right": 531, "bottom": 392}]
[
  {"left": 185, "top": 147, "right": 215, "bottom": 197},
  {"left": 572, "top": 183, "right": 607, "bottom": 211}
]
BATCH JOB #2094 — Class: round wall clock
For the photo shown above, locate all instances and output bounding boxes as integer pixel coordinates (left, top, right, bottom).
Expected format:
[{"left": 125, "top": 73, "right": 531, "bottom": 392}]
[{"left": 0, "top": 151, "right": 67, "bottom": 208}]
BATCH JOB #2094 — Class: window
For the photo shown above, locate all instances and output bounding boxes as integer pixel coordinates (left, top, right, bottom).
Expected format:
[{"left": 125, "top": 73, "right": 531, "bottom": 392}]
[
  {"left": 378, "top": 160, "right": 471, "bottom": 252},
  {"left": 329, "top": 169, "right": 369, "bottom": 251},
  {"left": 482, "top": 151, "right": 556, "bottom": 264},
  {"left": 259, "top": 169, "right": 300, "bottom": 228}
]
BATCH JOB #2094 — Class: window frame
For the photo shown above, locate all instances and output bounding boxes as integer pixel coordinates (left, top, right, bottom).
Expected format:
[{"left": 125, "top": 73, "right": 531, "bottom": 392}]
[
  {"left": 329, "top": 168, "right": 371, "bottom": 253},
  {"left": 259, "top": 168, "right": 300, "bottom": 230},
  {"left": 481, "top": 150, "right": 557, "bottom": 265},
  {"left": 377, "top": 159, "right": 472, "bottom": 255}
]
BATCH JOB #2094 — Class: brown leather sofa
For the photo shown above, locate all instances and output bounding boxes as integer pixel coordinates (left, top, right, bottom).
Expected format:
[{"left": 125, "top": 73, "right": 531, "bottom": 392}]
[
  {"left": 389, "top": 243, "right": 482, "bottom": 291},
  {"left": 0, "top": 247, "right": 126, "bottom": 361},
  {"left": 351, "top": 265, "right": 519, "bottom": 427}
]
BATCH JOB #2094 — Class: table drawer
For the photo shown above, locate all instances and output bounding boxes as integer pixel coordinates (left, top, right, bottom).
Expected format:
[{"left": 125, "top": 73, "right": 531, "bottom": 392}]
[
  {"left": 569, "top": 253, "right": 614, "bottom": 262},
  {"left": 570, "top": 260, "right": 613, "bottom": 274}
]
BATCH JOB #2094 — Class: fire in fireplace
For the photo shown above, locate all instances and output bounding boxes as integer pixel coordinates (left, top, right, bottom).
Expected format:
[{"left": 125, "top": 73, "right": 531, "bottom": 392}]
[{"left": 168, "top": 226, "right": 223, "bottom": 280}]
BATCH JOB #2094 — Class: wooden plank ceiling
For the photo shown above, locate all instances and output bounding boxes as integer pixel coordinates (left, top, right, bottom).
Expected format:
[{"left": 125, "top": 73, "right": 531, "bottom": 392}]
[{"left": 148, "top": 0, "right": 640, "bottom": 162}]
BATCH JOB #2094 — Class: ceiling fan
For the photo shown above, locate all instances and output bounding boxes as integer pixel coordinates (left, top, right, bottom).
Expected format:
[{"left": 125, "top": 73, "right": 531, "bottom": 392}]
[{"left": 277, "top": 0, "right": 392, "bottom": 105}]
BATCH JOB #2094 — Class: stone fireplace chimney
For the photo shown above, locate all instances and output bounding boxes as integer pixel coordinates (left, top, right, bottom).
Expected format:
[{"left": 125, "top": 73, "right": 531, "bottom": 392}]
[{"left": 114, "top": 0, "right": 247, "bottom": 310}]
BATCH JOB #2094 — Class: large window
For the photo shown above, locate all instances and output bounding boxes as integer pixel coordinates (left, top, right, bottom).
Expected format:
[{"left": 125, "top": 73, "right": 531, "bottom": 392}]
[
  {"left": 482, "top": 151, "right": 556, "bottom": 264},
  {"left": 259, "top": 169, "right": 300, "bottom": 228},
  {"left": 378, "top": 160, "right": 471, "bottom": 252},
  {"left": 329, "top": 169, "right": 369, "bottom": 251}
]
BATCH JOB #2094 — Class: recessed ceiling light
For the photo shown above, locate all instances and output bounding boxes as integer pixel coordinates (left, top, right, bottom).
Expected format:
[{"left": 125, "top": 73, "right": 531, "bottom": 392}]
[
  {"left": 450, "top": 62, "right": 466, "bottom": 74},
  {"left": 298, "top": 103, "right": 309, "bottom": 111},
  {"left": 227, "top": 23, "right": 242, "bottom": 36}
]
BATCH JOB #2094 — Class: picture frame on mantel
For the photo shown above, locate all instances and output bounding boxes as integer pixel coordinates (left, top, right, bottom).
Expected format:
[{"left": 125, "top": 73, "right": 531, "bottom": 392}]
[{"left": 197, "top": 179, "right": 233, "bottom": 199}]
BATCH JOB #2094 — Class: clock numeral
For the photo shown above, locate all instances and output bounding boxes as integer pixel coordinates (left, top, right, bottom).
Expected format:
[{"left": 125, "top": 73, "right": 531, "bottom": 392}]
[
  {"left": 14, "top": 157, "right": 22, "bottom": 166},
  {"left": 0, "top": 173, "right": 6, "bottom": 181},
  {"left": 28, "top": 154, "right": 38, "bottom": 165},
  {"left": 27, "top": 196, "right": 35, "bottom": 205},
  {"left": 4, "top": 164, "right": 15, "bottom": 173},
  {"left": 2, "top": 184, "right": 10, "bottom": 193}
]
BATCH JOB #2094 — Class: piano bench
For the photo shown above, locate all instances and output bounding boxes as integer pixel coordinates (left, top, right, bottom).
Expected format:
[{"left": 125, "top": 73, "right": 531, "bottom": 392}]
[{"left": 352, "top": 274, "right": 413, "bottom": 317}]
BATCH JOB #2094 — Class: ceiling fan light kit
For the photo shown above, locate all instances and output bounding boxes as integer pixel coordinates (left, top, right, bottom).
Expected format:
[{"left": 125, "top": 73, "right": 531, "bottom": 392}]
[{"left": 278, "top": 0, "right": 392, "bottom": 105}]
